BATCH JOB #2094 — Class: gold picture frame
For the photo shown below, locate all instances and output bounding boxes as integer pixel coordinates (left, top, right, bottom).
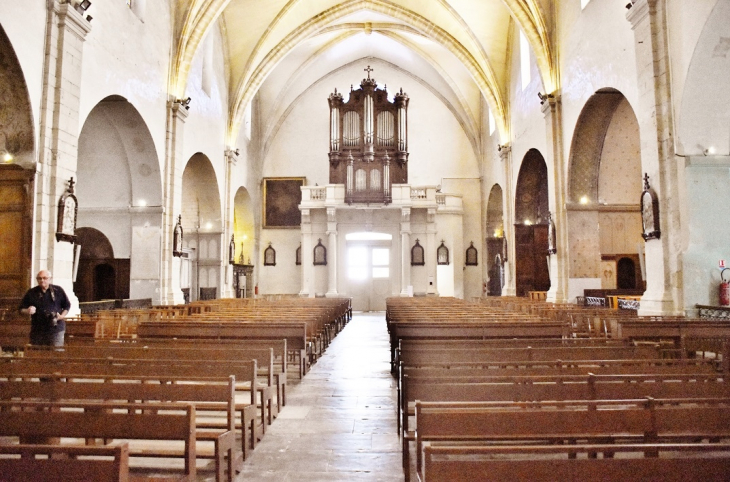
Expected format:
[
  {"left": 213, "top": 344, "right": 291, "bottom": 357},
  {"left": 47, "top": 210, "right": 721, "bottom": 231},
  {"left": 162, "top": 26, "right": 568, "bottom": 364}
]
[{"left": 263, "top": 177, "right": 305, "bottom": 228}]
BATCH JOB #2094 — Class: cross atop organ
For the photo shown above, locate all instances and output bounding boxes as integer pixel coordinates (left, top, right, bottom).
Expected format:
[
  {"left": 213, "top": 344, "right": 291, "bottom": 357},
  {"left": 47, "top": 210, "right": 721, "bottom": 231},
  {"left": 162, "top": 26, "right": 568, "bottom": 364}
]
[{"left": 327, "top": 67, "right": 409, "bottom": 204}]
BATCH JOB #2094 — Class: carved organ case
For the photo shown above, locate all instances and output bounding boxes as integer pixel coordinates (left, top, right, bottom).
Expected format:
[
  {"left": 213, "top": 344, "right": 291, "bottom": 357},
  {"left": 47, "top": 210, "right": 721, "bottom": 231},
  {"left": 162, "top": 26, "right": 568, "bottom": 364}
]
[{"left": 328, "top": 68, "right": 409, "bottom": 204}]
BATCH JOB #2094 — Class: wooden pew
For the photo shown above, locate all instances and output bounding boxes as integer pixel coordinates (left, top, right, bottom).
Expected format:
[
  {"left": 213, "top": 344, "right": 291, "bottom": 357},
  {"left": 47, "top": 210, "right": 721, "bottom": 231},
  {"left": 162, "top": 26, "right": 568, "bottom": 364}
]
[
  {"left": 25, "top": 344, "right": 281, "bottom": 423},
  {"left": 0, "top": 443, "right": 130, "bottom": 482},
  {"left": 411, "top": 398, "right": 730, "bottom": 480},
  {"left": 0, "top": 375, "right": 240, "bottom": 481},
  {"left": 0, "top": 357, "right": 261, "bottom": 454},
  {"left": 422, "top": 443, "right": 730, "bottom": 482},
  {"left": 137, "top": 321, "right": 311, "bottom": 377},
  {"left": 0, "top": 400, "right": 200, "bottom": 481}
]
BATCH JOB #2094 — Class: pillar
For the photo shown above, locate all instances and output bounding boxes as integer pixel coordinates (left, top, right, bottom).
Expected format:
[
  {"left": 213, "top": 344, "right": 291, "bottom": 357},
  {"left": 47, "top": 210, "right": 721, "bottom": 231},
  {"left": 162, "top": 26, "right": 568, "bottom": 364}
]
[
  {"left": 400, "top": 207, "right": 411, "bottom": 296},
  {"left": 326, "top": 207, "right": 338, "bottom": 296},
  {"left": 500, "top": 145, "right": 516, "bottom": 296},
  {"left": 35, "top": 1, "right": 92, "bottom": 314},
  {"left": 426, "top": 208, "right": 438, "bottom": 295},
  {"left": 221, "top": 149, "right": 238, "bottom": 298},
  {"left": 542, "top": 94, "right": 569, "bottom": 303},
  {"left": 159, "top": 100, "right": 189, "bottom": 305},
  {"left": 627, "top": 0, "right": 681, "bottom": 315},
  {"left": 300, "top": 209, "right": 313, "bottom": 297}
]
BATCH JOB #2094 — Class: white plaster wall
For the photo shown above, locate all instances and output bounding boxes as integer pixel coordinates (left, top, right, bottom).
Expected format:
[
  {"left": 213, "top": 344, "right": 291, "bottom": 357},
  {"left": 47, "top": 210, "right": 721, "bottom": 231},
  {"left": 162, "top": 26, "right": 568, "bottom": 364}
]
[
  {"left": 78, "top": 0, "right": 173, "bottom": 172},
  {"left": 258, "top": 229, "right": 303, "bottom": 295}
]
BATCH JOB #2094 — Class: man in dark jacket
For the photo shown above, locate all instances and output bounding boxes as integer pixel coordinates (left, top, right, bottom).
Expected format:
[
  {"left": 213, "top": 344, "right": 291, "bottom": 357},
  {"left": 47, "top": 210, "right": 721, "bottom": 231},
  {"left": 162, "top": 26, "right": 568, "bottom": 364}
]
[{"left": 18, "top": 270, "right": 71, "bottom": 346}]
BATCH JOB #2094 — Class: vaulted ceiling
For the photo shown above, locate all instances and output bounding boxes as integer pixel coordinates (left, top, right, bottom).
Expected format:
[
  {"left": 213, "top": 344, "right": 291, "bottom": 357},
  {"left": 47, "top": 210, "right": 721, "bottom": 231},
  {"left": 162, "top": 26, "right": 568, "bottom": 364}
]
[{"left": 171, "top": 0, "right": 558, "bottom": 146}]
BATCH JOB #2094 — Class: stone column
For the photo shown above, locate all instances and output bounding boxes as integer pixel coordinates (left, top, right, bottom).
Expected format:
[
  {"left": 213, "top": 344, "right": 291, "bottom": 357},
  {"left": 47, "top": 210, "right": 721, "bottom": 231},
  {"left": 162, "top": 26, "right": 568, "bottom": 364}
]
[
  {"left": 400, "top": 207, "right": 411, "bottom": 296},
  {"left": 35, "top": 1, "right": 92, "bottom": 314},
  {"left": 627, "top": 0, "right": 681, "bottom": 315},
  {"left": 159, "top": 100, "right": 189, "bottom": 305},
  {"left": 221, "top": 149, "right": 238, "bottom": 298},
  {"left": 426, "top": 208, "right": 438, "bottom": 295},
  {"left": 326, "top": 207, "right": 338, "bottom": 297},
  {"left": 541, "top": 94, "right": 569, "bottom": 303},
  {"left": 300, "top": 209, "right": 313, "bottom": 297},
  {"left": 499, "top": 145, "right": 516, "bottom": 296}
]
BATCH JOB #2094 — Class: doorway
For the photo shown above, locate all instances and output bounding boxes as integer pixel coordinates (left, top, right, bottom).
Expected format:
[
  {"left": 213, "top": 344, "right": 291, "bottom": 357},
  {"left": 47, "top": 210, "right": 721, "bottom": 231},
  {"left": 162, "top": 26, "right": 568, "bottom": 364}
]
[{"left": 346, "top": 233, "right": 392, "bottom": 311}]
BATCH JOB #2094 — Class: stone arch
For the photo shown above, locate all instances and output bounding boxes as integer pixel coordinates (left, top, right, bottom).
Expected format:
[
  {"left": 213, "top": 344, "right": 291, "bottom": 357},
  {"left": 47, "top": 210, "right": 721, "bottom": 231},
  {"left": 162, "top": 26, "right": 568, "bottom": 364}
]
[
  {"left": 0, "top": 24, "right": 34, "bottom": 167},
  {"left": 233, "top": 187, "right": 255, "bottom": 265},
  {"left": 566, "top": 89, "right": 643, "bottom": 297},
  {"left": 486, "top": 183, "right": 505, "bottom": 295},
  {"left": 76, "top": 95, "right": 162, "bottom": 302},
  {"left": 0, "top": 25, "right": 35, "bottom": 297},
  {"left": 73, "top": 227, "right": 130, "bottom": 303},
  {"left": 514, "top": 149, "right": 550, "bottom": 297},
  {"left": 182, "top": 153, "right": 223, "bottom": 301}
]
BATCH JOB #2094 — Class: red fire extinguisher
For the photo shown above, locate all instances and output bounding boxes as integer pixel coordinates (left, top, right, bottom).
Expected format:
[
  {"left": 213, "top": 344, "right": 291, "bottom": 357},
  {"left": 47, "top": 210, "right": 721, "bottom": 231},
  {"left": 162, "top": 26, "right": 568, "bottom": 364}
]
[
  {"left": 254, "top": 285, "right": 259, "bottom": 296},
  {"left": 720, "top": 269, "right": 730, "bottom": 306}
]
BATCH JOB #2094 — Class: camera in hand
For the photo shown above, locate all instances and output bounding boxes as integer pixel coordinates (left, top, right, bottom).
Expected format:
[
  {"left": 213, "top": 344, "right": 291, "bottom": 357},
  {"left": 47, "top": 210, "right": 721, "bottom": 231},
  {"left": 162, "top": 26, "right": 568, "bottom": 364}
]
[{"left": 42, "top": 310, "right": 58, "bottom": 327}]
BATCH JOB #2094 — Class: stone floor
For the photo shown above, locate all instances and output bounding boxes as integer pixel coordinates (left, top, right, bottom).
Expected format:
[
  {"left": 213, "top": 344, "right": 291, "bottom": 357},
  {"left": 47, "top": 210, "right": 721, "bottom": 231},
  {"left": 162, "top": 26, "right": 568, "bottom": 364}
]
[{"left": 236, "top": 311, "right": 403, "bottom": 481}]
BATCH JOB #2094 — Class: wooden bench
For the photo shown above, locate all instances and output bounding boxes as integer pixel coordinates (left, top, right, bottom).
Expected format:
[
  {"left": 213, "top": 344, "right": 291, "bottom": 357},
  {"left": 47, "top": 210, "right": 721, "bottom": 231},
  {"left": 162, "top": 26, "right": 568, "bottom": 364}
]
[
  {"left": 0, "top": 400, "right": 201, "bottom": 481},
  {"left": 25, "top": 344, "right": 281, "bottom": 423},
  {"left": 422, "top": 443, "right": 730, "bottom": 482},
  {"left": 0, "top": 443, "right": 130, "bottom": 482},
  {"left": 411, "top": 398, "right": 730, "bottom": 480},
  {"left": 0, "top": 357, "right": 261, "bottom": 458},
  {"left": 137, "top": 321, "right": 311, "bottom": 377},
  {"left": 0, "top": 375, "right": 240, "bottom": 481}
]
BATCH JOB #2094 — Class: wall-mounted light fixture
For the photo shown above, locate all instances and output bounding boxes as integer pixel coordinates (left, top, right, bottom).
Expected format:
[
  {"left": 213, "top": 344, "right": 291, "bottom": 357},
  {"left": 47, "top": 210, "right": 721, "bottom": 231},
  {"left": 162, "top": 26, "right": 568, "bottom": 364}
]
[
  {"left": 1, "top": 151, "right": 13, "bottom": 163},
  {"left": 74, "top": 0, "right": 91, "bottom": 14},
  {"left": 537, "top": 92, "right": 554, "bottom": 105},
  {"left": 625, "top": 1, "right": 635, "bottom": 10},
  {"left": 579, "top": 196, "right": 589, "bottom": 205},
  {"left": 174, "top": 97, "right": 192, "bottom": 110}
]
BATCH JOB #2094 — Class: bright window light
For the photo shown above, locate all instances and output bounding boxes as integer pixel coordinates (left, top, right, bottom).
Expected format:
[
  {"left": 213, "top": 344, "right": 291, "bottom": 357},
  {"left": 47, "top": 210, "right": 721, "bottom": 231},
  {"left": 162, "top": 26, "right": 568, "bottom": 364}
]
[
  {"left": 581, "top": 0, "right": 591, "bottom": 9},
  {"left": 348, "top": 247, "right": 368, "bottom": 280},
  {"left": 372, "top": 248, "right": 389, "bottom": 279},
  {"left": 488, "top": 109, "right": 495, "bottom": 135},
  {"left": 346, "top": 232, "right": 392, "bottom": 241},
  {"left": 520, "top": 31, "right": 531, "bottom": 90}
]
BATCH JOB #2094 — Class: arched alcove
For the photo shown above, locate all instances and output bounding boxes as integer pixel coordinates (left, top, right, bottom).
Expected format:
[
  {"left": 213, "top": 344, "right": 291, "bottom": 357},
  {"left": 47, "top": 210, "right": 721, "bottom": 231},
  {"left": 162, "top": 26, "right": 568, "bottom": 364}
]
[
  {"left": 233, "top": 187, "right": 255, "bottom": 265},
  {"left": 74, "top": 227, "right": 129, "bottom": 302},
  {"left": 486, "top": 184, "right": 505, "bottom": 296},
  {"left": 182, "top": 153, "right": 223, "bottom": 301},
  {"left": 567, "top": 89, "right": 643, "bottom": 299},
  {"left": 77, "top": 95, "right": 161, "bottom": 302},
  {"left": 0, "top": 25, "right": 35, "bottom": 298},
  {"left": 514, "top": 150, "right": 550, "bottom": 297}
]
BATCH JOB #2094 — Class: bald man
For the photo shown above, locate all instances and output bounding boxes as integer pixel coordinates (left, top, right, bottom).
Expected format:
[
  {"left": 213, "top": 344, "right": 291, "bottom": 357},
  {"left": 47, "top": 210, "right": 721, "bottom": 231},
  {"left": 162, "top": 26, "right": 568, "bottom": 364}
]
[{"left": 19, "top": 270, "right": 71, "bottom": 346}]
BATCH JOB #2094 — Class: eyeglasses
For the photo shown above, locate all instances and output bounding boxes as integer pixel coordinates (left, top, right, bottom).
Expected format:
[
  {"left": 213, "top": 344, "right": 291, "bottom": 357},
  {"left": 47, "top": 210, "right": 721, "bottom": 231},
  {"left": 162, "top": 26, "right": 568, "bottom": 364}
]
[{"left": 36, "top": 277, "right": 50, "bottom": 280}]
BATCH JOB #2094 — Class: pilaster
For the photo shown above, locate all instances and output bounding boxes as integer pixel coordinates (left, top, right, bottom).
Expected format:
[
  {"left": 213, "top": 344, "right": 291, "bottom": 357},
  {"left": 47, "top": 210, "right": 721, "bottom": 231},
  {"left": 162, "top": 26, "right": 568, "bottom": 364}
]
[
  {"left": 35, "top": 1, "right": 92, "bottom": 314},
  {"left": 300, "top": 209, "right": 313, "bottom": 297},
  {"left": 627, "top": 0, "right": 681, "bottom": 315},
  {"left": 159, "top": 100, "right": 189, "bottom": 305},
  {"left": 326, "top": 207, "right": 338, "bottom": 296},
  {"left": 222, "top": 149, "right": 238, "bottom": 298},
  {"left": 499, "top": 145, "right": 516, "bottom": 296},
  {"left": 400, "top": 207, "right": 411, "bottom": 296},
  {"left": 541, "top": 95, "right": 569, "bottom": 303},
  {"left": 426, "top": 208, "right": 438, "bottom": 295}
]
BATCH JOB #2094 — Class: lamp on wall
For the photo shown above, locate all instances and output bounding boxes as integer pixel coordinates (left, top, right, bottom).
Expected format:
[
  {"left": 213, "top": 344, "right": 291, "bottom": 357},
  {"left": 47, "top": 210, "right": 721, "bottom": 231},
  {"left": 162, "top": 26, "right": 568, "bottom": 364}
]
[
  {"left": 174, "top": 97, "right": 192, "bottom": 110},
  {"left": 537, "top": 92, "right": 554, "bottom": 105}
]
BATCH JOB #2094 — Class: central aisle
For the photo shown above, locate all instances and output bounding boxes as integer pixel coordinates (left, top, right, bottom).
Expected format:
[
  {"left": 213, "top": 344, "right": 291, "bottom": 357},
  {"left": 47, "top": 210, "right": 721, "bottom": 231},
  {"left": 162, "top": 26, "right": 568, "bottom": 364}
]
[{"left": 238, "top": 312, "right": 403, "bottom": 481}]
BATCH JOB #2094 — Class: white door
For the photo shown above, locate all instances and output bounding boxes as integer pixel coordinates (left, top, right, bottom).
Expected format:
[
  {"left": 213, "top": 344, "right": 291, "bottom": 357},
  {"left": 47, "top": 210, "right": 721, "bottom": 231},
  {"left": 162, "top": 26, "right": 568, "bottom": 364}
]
[{"left": 347, "top": 244, "right": 391, "bottom": 311}]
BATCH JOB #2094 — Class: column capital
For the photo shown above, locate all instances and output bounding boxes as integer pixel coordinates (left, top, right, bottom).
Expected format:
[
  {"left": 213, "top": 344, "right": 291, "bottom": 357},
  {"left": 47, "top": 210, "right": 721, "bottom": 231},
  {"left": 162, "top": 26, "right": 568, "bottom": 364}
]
[
  {"left": 301, "top": 208, "right": 311, "bottom": 224},
  {"left": 326, "top": 206, "right": 337, "bottom": 222},
  {"left": 540, "top": 93, "right": 561, "bottom": 117},
  {"left": 401, "top": 207, "right": 411, "bottom": 222},
  {"left": 168, "top": 99, "right": 190, "bottom": 122},
  {"left": 626, "top": 0, "right": 652, "bottom": 29},
  {"left": 224, "top": 148, "right": 239, "bottom": 165},
  {"left": 54, "top": 2, "right": 92, "bottom": 39},
  {"left": 498, "top": 144, "right": 511, "bottom": 162}
]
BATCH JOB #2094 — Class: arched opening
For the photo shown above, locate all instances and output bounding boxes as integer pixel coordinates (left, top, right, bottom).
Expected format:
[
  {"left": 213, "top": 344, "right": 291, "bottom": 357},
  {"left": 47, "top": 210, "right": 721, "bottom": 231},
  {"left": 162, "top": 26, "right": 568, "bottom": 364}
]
[
  {"left": 181, "top": 153, "right": 223, "bottom": 302},
  {"left": 486, "top": 184, "right": 505, "bottom": 296},
  {"left": 0, "top": 25, "right": 35, "bottom": 300},
  {"left": 676, "top": 0, "right": 730, "bottom": 308},
  {"left": 345, "top": 232, "right": 392, "bottom": 312},
  {"left": 232, "top": 187, "right": 255, "bottom": 298},
  {"left": 617, "top": 257, "right": 637, "bottom": 290},
  {"left": 514, "top": 149, "right": 550, "bottom": 297},
  {"left": 94, "top": 264, "right": 116, "bottom": 301},
  {"left": 567, "top": 89, "right": 644, "bottom": 300},
  {"left": 76, "top": 95, "right": 162, "bottom": 302},
  {"left": 74, "top": 227, "right": 129, "bottom": 302}
]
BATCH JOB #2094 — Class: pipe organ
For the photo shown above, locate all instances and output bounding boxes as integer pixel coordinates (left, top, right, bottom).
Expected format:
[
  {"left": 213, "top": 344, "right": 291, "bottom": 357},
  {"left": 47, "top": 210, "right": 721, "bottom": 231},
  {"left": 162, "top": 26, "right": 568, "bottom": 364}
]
[{"left": 328, "top": 67, "right": 409, "bottom": 204}]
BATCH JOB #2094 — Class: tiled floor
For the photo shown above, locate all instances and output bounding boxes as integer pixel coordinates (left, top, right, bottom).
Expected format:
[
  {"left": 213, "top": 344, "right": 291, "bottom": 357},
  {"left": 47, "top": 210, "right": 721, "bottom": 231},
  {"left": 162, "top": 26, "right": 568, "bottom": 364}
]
[{"left": 237, "top": 312, "right": 403, "bottom": 481}]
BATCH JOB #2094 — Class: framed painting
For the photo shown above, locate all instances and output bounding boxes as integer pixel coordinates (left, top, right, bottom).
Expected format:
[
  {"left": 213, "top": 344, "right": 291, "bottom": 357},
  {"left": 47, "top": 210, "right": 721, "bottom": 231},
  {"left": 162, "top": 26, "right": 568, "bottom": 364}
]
[{"left": 263, "top": 177, "right": 305, "bottom": 228}]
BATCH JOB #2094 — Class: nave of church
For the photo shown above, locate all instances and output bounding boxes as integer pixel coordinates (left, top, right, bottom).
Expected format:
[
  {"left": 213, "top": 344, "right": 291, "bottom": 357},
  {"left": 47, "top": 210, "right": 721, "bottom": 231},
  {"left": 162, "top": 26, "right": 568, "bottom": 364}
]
[{"left": 239, "top": 312, "right": 402, "bottom": 481}]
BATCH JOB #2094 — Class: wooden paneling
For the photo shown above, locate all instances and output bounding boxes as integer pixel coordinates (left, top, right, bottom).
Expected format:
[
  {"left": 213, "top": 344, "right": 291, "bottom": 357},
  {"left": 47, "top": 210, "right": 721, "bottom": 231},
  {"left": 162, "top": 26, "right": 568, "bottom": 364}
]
[
  {"left": 515, "top": 224, "right": 551, "bottom": 297},
  {"left": 0, "top": 166, "right": 34, "bottom": 298}
]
